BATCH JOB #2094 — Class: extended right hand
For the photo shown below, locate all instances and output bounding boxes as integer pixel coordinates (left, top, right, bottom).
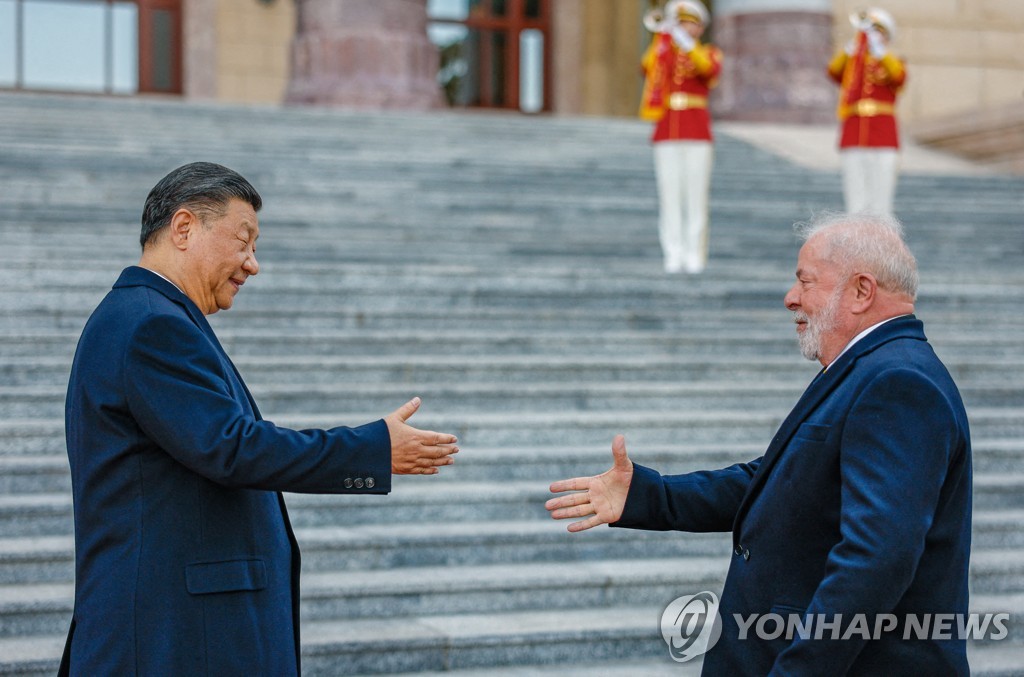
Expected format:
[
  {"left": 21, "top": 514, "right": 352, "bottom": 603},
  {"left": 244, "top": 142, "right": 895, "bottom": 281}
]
[
  {"left": 545, "top": 435, "right": 634, "bottom": 532},
  {"left": 384, "top": 397, "right": 459, "bottom": 475}
]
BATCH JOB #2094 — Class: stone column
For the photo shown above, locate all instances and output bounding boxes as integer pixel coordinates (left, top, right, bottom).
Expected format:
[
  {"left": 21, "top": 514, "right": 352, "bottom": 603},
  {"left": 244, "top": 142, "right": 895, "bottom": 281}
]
[
  {"left": 712, "top": 0, "right": 835, "bottom": 123},
  {"left": 286, "top": 0, "right": 443, "bottom": 109},
  {"left": 182, "top": 0, "right": 217, "bottom": 99}
]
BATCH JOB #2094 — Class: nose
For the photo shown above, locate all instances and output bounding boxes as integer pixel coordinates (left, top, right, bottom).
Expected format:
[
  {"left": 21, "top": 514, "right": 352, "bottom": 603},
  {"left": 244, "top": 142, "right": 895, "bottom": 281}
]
[
  {"left": 243, "top": 251, "right": 259, "bottom": 276},
  {"left": 784, "top": 282, "right": 799, "bottom": 311}
]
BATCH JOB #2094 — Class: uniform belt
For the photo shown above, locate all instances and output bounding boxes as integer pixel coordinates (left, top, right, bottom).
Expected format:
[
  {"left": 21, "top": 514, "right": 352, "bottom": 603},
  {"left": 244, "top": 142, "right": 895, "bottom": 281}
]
[
  {"left": 668, "top": 92, "right": 708, "bottom": 110},
  {"left": 843, "top": 99, "right": 895, "bottom": 117}
]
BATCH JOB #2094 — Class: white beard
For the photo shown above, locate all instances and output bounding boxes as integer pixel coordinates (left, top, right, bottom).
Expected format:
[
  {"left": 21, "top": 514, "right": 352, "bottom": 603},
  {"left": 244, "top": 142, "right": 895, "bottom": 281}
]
[{"left": 795, "top": 286, "right": 843, "bottom": 362}]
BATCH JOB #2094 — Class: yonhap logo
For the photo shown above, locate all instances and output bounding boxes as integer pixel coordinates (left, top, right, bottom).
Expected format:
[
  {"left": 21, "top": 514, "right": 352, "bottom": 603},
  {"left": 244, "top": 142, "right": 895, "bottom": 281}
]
[{"left": 661, "top": 591, "right": 723, "bottom": 662}]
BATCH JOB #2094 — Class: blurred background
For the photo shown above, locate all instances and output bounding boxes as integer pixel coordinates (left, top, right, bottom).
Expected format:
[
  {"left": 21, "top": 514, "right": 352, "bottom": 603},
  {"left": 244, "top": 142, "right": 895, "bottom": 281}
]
[{"left": 2, "top": 0, "right": 1023, "bottom": 168}]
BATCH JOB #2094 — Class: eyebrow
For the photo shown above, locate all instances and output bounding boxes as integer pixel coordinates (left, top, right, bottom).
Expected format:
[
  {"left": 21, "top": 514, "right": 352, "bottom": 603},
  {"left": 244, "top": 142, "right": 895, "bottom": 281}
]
[
  {"left": 240, "top": 223, "right": 259, "bottom": 240},
  {"left": 795, "top": 268, "right": 815, "bottom": 280}
]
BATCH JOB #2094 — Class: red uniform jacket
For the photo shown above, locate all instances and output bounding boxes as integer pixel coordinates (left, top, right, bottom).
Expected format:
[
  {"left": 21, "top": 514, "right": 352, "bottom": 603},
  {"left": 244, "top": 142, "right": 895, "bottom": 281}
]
[
  {"left": 640, "top": 33, "right": 722, "bottom": 143},
  {"left": 828, "top": 33, "right": 906, "bottom": 149}
]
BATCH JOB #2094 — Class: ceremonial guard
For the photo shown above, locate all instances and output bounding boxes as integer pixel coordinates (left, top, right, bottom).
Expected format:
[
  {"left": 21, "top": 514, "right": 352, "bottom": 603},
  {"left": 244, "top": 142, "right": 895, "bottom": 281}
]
[
  {"left": 640, "top": 0, "right": 721, "bottom": 274},
  {"left": 828, "top": 7, "right": 906, "bottom": 216}
]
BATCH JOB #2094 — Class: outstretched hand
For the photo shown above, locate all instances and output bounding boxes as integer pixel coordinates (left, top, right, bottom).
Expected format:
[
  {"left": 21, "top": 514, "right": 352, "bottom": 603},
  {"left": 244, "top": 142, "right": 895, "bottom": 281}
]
[
  {"left": 385, "top": 397, "right": 459, "bottom": 475},
  {"left": 545, "top": 435, "right": 634, "bottom": 532}
]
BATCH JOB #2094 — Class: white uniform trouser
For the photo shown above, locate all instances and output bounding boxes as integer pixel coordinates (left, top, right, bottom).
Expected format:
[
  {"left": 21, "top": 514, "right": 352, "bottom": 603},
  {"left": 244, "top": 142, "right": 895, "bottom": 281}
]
[
  {"left": 841, "top": 147, "right": 899, "bottom": 216},
  {"left": 654, "top": 140, "right": 713, "bottom": 273}
]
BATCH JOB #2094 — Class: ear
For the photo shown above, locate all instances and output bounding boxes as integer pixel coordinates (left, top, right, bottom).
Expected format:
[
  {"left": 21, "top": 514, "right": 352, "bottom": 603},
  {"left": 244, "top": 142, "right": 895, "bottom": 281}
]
[
  {"left": 849, "top": 272, "right": 877, "bottom": 314},
  {"left": 167, "top": 208, "right": 199, "bottom": 251}
]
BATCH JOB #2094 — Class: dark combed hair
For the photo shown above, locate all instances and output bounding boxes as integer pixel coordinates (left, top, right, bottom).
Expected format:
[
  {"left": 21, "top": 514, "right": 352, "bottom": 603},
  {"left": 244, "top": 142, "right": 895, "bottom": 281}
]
[{"left": 140, "top": 162, "right": 262, "bottom": 249}]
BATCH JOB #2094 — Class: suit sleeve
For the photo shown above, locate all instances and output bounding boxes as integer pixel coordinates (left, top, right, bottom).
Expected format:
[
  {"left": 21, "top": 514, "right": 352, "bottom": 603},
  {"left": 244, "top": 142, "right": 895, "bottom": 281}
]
[
  {"left": 123, "top": 311, "right": 392, "bottom": 493},
  {"left": 611, "top": 459, "right": 760, "bottom": 532},
  {"left": 770, "top": 368, "right": 963, "bottom": 675}
]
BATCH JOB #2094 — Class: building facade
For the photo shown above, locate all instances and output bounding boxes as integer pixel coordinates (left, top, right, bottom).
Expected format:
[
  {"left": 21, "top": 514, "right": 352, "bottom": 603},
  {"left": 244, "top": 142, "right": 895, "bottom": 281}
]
[{"left": 2, "top": 0, "right": 1022, "bottom": 127}]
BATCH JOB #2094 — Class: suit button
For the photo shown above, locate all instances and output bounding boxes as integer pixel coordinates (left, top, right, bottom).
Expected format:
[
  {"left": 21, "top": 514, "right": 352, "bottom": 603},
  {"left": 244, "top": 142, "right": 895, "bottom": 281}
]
[
  {"left": 743, "top": 549, "right": 751, "bottom": 561},
  {"left": 365, "top": 477, "right": 375, "bottom": 489},
  {"left": 354, "top": 478, "right": 365, "bottom": 489},
  {"left": 734, "top": 545, "right": 743, "bottom": 556},
  {"left": 343, "top": 478, "right": 353, "bottom": 489}
]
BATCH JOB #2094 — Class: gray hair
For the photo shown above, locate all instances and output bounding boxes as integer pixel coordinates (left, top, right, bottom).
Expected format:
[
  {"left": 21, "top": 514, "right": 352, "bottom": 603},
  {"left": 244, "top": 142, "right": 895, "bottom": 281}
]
[
  {"left": 795, "top": 211, "right": 918, "bottom": 300},
  {"left": 140, "top": 162, "right": 262, "bottom": 249}
]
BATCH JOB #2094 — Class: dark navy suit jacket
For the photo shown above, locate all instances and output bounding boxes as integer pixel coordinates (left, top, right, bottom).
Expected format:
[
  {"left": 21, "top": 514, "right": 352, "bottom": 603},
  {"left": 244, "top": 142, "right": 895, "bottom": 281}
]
[
  {"left": 615, "top": 316, "right": 972, "bottom": 675},
  {"left": 61, "top": 267, "right": 391, "bottom": 675}
]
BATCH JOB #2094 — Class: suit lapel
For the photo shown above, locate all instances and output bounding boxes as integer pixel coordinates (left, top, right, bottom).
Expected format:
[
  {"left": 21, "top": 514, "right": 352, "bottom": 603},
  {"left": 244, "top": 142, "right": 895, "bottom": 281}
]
[
  {"left": 732, "top": 366, "right": 842, "bottom": 527},
  {"left": 115, "top": 266, "right": 264, "bottom": 420},
  {"left": 185, "top": 305, "right": 265, "bottom": 421},
  {"left": 732, "top": 315, "right": 925, "bottom": 531}
]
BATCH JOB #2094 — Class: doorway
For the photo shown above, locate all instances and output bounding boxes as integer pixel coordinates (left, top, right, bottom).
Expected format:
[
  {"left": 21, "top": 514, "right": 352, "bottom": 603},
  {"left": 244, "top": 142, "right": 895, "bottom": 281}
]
[{"left": 427, "top": 0, "right": 551, "bottom": 113}]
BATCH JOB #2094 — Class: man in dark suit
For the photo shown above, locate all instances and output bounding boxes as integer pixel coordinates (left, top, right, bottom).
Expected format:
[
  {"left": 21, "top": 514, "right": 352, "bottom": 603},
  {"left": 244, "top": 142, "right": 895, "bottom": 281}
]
[
  {"left": 546, "top": 212, "right": 972, "bottom": 675},
  {"left": 62, "top": 162, "right": 460, "bottom": 675}
]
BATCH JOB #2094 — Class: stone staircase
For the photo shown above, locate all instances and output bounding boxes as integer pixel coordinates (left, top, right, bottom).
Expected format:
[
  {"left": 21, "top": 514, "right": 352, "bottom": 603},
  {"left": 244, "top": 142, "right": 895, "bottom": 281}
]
[
  {"left": 913, "top": 102, "right": 1024, "bottom": 175},
  {"left": 0, "top": 91, "right": 1022, "bottom": 675}
]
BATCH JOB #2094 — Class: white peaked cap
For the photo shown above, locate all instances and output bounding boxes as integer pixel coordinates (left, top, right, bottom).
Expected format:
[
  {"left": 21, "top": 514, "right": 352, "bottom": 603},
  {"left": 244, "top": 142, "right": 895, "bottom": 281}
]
[
  {"left": 866, "top": 7, "right": 897, "bottom": 39},
  {"left": 666, "top": 0, "right": 710, "bottom": 27}
]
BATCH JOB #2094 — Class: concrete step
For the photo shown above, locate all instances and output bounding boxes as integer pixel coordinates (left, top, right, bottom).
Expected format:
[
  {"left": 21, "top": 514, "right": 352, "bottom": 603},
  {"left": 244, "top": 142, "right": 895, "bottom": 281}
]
[
  {"left": 4, "top": 406, "right": 1024, "bottom": 456},
  {"left": 3, "top": 278, "right": 1023, "bottom": 315},
  {"left": 0, "top": 557, "right": 715, "bottom": 638},
  {"left": 2, "top": 253, "right": 1024, "bottom": 290},
  {"left": 2, "top": 626, "right": 1015, "bottom": 675},
  {"left": 2, "top": 473, "right": 1022, "bottom": 538},
  {"left": 0, "top": 606, "right": 666, "bottom": 676},
  {"left": 8, "top": 353, "right": 1024, "bottom": 390},
  {"left": 4, "top": 507, "right": 1024, "bottom": 587},
  {"left": 3, "top": 555, "right": 1024, "bottom": 638},
  {"left": 4, "top": 438, "right": 1024, "bottom": 493},
  {"left": 2, "top": 614, "right": 1020, "bottom": 677},
  {"left": 0, "top": 220, "right": 1018, "bottom": 274},
  {"left": 0, "top": 553, "right": 1019, "bottom": 635},
  {"left": 2, "top": 325, "right": 1021, "bottom": 361},
  {"left": 8, "top": 301, "right": 1024, "bottom": 334},
  {"left": 6, "top": 381, "right": 1024, "bottom": 419}
]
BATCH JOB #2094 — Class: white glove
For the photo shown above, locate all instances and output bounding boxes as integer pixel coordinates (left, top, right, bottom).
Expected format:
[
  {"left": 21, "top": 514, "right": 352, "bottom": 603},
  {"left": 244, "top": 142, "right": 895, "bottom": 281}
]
[
  {"left": 866, "top": 29, "right": 887, "bottom": 58},
  {"left": 670, "top": 26, "right": 696, "bottom": 52}
]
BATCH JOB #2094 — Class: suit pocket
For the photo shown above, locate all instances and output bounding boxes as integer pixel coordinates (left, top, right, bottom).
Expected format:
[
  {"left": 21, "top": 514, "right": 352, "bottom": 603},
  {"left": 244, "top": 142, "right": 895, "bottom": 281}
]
[
  {"left": 768, "top": 603, "right": 810, "bottom": 646},
  {"left": 793, "top": 423, "right": 830, "bottom": 442},
  {"left": 770, "top": 603, "right": 808, "bottom": 617},
  {"left": 185, "top": 558, "right": 267, "bottom": 595}
]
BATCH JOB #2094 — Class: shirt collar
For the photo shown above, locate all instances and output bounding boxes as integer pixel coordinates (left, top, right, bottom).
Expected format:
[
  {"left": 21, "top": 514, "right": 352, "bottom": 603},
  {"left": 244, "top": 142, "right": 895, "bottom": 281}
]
[
  {"left": 141, "top": 267, "right": 185, "bottom": 295},
  {"left": 824, "top": 314, "right": 910, "bottom": 371}
]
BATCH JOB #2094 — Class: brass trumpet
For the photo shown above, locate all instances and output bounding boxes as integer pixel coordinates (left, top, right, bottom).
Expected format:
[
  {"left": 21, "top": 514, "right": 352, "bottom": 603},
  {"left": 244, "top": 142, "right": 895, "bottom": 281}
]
[
  {"left": 644, "top": 6, "right": 675, "bottom": 34},
  {"left": 848, "top": 7, "right": 895, "bottom": 39},
  {"left": 849, "top": 8, "right": 869, "bottom": 30}
]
